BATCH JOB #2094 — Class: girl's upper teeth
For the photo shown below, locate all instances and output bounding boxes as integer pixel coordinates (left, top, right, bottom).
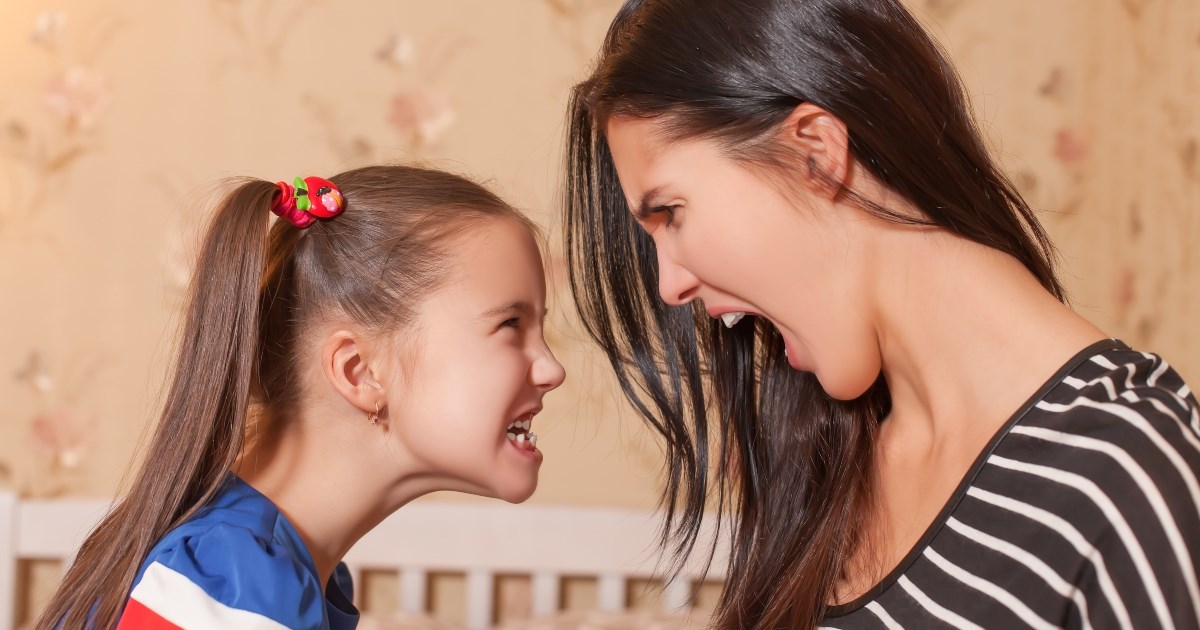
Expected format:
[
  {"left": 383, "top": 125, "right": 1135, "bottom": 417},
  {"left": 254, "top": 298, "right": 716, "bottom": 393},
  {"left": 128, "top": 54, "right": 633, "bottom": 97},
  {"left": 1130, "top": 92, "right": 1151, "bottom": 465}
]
[{"left": 720, "top": 312, "right": 746, "bottom": 328}]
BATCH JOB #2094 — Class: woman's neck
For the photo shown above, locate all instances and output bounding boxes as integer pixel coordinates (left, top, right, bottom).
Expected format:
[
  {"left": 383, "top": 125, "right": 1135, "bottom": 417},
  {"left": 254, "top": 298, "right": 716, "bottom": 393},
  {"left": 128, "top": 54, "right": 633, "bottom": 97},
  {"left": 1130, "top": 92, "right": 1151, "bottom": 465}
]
[
  {"left": 829, "top": 231, "right": 1107, "bottom": 604},
  {"left": 872, "top": 231, "right": 1106, "bottom": 456}
]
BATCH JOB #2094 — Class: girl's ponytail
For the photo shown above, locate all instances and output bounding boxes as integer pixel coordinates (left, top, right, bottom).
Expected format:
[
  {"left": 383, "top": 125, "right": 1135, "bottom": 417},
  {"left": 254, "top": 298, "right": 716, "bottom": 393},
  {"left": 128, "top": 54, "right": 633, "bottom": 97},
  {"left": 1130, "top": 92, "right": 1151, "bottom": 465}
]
[{"left": 38, "top": 180, "right": 278, "bottom": 630}]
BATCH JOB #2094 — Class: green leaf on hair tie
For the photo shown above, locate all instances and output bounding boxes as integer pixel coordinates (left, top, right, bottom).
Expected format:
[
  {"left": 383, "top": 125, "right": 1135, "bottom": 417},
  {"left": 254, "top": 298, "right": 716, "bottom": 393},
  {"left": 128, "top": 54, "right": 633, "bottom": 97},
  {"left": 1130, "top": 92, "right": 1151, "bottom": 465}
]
[{"left": 293, "top": 177, "right": 311, "bottom": 212}]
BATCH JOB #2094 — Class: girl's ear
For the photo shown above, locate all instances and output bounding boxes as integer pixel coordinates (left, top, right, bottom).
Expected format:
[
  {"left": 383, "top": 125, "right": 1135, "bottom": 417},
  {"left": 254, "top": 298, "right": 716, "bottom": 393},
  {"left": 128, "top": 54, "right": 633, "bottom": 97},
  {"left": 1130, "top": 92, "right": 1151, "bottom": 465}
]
[{"left": 321, "top": 330, "right": 386, "bottom": 415}]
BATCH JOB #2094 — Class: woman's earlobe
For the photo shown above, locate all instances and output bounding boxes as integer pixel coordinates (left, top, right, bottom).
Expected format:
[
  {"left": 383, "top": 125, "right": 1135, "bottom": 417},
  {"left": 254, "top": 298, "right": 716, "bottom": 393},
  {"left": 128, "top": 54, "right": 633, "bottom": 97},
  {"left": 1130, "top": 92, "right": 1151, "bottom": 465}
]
[{"left": 783, "top": 103, "right": 851, "bottom": 197}]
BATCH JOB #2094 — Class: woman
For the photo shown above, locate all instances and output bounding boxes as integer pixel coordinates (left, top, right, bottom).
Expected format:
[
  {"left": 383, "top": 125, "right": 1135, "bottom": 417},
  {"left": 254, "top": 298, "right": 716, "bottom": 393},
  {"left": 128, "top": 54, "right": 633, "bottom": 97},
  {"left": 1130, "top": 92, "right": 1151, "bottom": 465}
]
[{"left": 563, "top": 0, "right": 1200, "bottom": 628}]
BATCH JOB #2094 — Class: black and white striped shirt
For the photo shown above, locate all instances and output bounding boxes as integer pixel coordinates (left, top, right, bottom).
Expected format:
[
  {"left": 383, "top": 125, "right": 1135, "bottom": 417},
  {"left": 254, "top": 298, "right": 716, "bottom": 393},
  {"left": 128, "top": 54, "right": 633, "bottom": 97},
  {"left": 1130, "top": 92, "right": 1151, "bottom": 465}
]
[{"left": 822, "top": 339, "right": 1200, "bottom": 629}]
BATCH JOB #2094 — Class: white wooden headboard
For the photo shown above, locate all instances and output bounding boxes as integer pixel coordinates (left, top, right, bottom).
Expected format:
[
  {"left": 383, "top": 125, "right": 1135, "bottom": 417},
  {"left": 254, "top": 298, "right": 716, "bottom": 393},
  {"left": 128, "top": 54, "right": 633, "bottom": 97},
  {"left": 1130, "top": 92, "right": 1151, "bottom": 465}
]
[{"left": 0, "top": 492, "right": 726, "bottom": 630}]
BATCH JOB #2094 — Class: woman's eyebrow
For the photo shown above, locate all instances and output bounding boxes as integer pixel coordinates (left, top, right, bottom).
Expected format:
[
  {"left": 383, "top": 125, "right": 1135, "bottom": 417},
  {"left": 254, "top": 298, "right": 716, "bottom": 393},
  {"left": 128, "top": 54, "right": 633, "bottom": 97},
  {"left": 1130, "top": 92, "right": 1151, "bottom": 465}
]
[{"left": 632, "top": 185, "right": 668, "bottom": 220}]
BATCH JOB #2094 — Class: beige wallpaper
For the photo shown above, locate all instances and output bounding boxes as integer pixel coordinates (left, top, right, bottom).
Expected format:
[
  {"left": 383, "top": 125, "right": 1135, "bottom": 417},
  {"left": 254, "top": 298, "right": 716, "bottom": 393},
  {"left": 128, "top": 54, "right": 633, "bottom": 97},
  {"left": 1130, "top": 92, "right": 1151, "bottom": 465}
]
[{"left": 0, "top": 0, "right": 1197, "bottom": 512}]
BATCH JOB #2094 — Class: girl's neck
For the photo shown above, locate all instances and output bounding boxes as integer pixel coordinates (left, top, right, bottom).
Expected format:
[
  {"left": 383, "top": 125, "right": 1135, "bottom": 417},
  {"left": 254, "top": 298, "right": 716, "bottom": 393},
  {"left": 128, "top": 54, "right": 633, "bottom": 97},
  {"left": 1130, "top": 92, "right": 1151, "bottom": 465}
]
[{"left": 235, "top": 412, "right": 428, "bottom": 587}]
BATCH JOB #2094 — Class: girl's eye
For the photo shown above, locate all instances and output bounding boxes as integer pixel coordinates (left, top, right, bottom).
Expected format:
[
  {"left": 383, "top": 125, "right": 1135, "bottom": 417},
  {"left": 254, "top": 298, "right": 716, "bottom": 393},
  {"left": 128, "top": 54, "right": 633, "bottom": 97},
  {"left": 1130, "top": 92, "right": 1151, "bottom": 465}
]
[{"left": 501, "top": 317, "right": 521, "bottom": 329}]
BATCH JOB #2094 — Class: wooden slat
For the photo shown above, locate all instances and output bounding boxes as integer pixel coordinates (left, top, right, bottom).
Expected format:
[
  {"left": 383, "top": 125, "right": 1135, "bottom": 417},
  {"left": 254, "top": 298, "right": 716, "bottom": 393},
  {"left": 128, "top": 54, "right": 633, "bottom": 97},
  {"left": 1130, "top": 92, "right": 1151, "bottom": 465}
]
[
  {"left": 465, "top": 568, "right": 494, "bottom": 630},
  {"left": 1, "top": 493, "right": 17, "bottom": 630},
  {"left": 597, "top": 573, "right": 625, "bottom": 612},
  {"left": 399, "top": 567, "right": 427, "bottom": 615},
  {"left": 531, "top": 571, "right": 560, "bottom": 616},
  {"left": 663, "top": 576, "right": 692, "bottom": 612}
]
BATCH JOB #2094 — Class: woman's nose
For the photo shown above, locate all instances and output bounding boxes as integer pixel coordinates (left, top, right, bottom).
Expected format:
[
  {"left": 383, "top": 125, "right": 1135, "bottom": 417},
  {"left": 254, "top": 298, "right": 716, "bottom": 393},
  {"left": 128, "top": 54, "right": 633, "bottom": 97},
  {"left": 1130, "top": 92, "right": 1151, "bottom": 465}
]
[{"left": 656, "top": 247, "right": 701, "bottom": 306}]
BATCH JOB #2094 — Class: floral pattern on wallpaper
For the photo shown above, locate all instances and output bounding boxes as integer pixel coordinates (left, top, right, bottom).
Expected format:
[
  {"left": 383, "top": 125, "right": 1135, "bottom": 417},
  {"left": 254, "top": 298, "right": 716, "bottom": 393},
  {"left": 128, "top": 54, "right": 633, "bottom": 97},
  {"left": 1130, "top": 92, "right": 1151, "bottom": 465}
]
[
  {"left": 8, "top": 351, "right": 106, "bottom": 498},
  {"left": 304, "top": 30, "right": 465, "bottom": 166},
  {"left": 542, "top": 0, "right": 630, "bottom": 61},
  {"left": 0, "top": 10, "right": 121, "bottom": 497},
  {"left": 0, "top": 10, "right": 120, "bottom": 237},
  {"left": 207, "top": 0, "right": 329, "bottom": 77}
]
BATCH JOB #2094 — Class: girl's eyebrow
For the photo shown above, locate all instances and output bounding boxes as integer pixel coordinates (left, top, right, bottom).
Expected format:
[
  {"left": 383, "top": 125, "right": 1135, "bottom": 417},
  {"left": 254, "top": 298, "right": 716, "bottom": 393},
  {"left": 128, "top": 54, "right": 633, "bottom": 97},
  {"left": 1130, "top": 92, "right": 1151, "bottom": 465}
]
[{"left": 476, "top": 301, "right": 550, "bottom": 320}]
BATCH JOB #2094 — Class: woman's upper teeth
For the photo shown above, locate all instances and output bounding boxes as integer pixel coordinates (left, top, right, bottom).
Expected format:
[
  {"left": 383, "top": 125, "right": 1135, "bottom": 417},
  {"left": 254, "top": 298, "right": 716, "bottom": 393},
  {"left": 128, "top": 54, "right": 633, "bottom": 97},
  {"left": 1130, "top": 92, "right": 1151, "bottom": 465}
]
[{"left": 720, "top": 312, "right": 746, "bottom": 328}]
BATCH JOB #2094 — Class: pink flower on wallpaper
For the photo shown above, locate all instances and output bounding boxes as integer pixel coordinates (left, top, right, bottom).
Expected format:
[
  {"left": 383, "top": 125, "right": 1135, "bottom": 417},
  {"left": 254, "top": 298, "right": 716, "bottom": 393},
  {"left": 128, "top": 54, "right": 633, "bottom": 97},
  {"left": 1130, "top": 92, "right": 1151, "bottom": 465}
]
[
  {"left": 1182, "top": 138, "right": 1197, "bottom": 178},
  {"left": 30, "top": 406, "right": 92, "bottom": 470},
  {"left": 547, "top": 252, "right": 569, "bottom": 291},
  {"left": 1053, "top": 126, "right": 1092, "bottom": 167},
  {"left": 45, "top": 66, "right": 111, "bottom": 131},
  {"left": 388, "top": 87, "right": 456, "bottom": 145},
  {"left": 377, "top": 33, "right": 416, "bottom": 69},
  {"left": 31, "top": 10, "right": 69, "bottom": 48},
  {"left": 1114, "top": 267, "right": 1137, "bottom": 322}
]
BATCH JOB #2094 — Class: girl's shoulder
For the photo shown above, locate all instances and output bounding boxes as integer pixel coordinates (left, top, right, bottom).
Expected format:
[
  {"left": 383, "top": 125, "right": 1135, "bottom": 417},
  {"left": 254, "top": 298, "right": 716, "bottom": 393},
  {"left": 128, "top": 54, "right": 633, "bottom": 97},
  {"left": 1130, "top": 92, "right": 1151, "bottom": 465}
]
[{"left": 119, "top": 480, "right": 329, "bottom": 629}]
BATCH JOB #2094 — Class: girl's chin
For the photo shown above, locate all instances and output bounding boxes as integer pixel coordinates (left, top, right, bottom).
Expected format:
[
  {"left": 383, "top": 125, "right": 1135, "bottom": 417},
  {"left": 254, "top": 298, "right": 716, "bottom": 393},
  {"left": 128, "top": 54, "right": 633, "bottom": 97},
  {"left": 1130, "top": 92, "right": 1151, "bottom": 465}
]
[{"left": 494, "top": 481, "right": 539, "bottom": 504}]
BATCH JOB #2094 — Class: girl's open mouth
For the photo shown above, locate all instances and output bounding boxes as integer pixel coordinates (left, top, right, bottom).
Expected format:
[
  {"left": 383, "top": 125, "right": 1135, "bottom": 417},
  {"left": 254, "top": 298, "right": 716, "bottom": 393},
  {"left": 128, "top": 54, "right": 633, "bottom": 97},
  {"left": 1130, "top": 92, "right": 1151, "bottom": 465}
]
[{"left": 506, "top": 413, "right": 539, "bottom": 452}]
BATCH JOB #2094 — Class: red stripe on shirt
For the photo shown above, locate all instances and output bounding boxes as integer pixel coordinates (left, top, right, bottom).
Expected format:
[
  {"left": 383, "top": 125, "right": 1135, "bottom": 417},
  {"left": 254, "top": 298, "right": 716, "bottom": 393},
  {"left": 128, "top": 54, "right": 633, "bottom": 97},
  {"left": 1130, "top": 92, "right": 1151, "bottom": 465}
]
[{"left": 116, "top": 598, "right": 184, "bottom": 630}]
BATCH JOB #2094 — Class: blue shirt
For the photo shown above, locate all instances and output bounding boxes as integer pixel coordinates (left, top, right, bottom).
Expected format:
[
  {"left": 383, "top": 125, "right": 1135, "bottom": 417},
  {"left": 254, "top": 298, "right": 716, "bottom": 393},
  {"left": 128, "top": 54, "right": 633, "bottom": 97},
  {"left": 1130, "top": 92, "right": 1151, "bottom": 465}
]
[{"left": 118, "top": 475, "right": 359, "bottom": 629}]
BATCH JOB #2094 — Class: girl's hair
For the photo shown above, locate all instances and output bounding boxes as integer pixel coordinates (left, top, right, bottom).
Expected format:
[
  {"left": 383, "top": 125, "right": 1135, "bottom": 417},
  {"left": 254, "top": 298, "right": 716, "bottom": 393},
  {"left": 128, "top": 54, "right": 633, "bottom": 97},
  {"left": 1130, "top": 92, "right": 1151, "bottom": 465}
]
[
  {"left": 38, "top": 165, "right": 533, "bottom": 629},
  {"left": 563, "top": 0, "right": 1064, "bottom": 626}
]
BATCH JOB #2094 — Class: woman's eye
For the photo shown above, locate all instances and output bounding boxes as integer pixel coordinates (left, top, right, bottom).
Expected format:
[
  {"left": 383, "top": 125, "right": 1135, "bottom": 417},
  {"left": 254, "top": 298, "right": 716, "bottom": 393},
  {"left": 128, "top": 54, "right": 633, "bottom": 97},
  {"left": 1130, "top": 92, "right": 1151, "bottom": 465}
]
[
  {"left": 501, "top": 317, "right": 521, "bottom": 329},
  {"left": 651, "top": 205, "right": 677, "bottom": 227}
]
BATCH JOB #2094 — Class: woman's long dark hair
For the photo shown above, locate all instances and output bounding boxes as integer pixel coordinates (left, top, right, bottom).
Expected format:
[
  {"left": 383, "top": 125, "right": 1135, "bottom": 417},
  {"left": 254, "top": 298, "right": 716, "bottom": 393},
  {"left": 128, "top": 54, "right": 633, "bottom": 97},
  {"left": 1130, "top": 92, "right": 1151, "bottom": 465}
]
[
  {"left": 563, "top": 1, "right": 1065, "bottom": 627},
  {"left": 38, "top": 165, "right": 531, "bottom": 630}
]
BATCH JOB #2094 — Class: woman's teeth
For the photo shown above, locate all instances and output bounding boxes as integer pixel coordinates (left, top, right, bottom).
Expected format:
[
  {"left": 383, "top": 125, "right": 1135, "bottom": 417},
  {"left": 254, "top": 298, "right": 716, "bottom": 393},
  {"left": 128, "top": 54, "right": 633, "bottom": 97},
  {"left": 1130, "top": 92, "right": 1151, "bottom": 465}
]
[{"left": 721, "top": 312, "right": 745, "bottom": 328}]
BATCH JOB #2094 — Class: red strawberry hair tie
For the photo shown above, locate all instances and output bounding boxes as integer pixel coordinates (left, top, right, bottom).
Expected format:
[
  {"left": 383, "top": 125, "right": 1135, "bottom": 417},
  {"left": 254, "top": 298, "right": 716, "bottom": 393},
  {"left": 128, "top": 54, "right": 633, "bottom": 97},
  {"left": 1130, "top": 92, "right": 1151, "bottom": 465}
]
[{"left": 271, "top": 176, "right": 345, "bottom": 228}]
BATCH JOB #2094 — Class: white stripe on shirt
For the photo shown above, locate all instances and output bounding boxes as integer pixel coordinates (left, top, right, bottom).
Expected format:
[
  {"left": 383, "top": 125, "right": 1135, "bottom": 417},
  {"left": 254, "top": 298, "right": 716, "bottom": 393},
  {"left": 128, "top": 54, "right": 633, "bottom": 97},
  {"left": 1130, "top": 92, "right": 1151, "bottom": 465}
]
[
  {"left": 989, "top": 455, "right": 1176, "bottom": 630},
  {"left": 129, "top": 561, "right": 291, "bottom": 630},
  {"left": 946, "top": 517, "right": 1093, "bottom": 630},
  {"left": 1012, "top": 425, "right": 1200, "bottom": 627},
  {"left": 966, "top": 487, "right": 1132, "bottom": 629}
]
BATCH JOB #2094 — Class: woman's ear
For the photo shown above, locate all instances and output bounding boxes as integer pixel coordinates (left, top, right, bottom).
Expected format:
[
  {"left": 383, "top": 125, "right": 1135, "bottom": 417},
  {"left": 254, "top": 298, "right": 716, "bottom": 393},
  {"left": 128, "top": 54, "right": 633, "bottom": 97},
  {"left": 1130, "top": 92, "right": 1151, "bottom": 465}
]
[
  {"left": 779, "top": 102, "right": 851, "bottom": 199},
  {"left": 322, "top": 330, "right": 386, "bottom": 415}
]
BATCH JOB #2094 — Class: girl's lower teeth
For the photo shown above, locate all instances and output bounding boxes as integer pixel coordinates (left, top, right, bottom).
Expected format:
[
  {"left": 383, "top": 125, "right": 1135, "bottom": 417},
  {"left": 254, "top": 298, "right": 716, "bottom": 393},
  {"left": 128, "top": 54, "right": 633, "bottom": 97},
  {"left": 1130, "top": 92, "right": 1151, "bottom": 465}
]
[{"left": 507, "top": 431, "right": 538, "bottom": 450}]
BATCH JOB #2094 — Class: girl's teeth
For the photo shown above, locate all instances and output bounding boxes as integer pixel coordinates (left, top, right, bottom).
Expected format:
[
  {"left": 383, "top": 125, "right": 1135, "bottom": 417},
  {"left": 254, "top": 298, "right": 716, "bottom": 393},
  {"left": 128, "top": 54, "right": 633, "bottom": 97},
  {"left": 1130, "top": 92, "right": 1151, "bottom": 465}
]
[
  {"left": 721, "top": 312, "right": 745, "bottom": 328},
  {"left": 508, "top": 431, "right": 539, "bottom": 451}
]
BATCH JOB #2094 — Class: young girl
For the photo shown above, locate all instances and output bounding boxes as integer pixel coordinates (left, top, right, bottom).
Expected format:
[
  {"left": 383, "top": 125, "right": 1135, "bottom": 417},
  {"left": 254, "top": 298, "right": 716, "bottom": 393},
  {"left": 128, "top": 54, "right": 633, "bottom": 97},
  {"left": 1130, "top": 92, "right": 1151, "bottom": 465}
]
[
  {"left": 564, "top": 0, "right": 1200, "bottom": 628},
  {"left": 38, "top": 165, "right": 566, "bottom": 629}
]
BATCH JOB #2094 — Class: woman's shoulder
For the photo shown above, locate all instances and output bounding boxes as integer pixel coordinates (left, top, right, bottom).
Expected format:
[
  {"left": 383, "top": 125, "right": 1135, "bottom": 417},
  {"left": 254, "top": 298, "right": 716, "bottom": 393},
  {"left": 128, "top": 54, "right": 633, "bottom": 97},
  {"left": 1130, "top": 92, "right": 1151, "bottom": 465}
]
[
  {"left": 1005, "top": 342, "right": 1199, "bottom": 506},
  {"left": 120, "top": 485, "right": 326, "bottom": 628},
  {"left": 1028, "top": 343, "right": 1197, "bottom": 439}
]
